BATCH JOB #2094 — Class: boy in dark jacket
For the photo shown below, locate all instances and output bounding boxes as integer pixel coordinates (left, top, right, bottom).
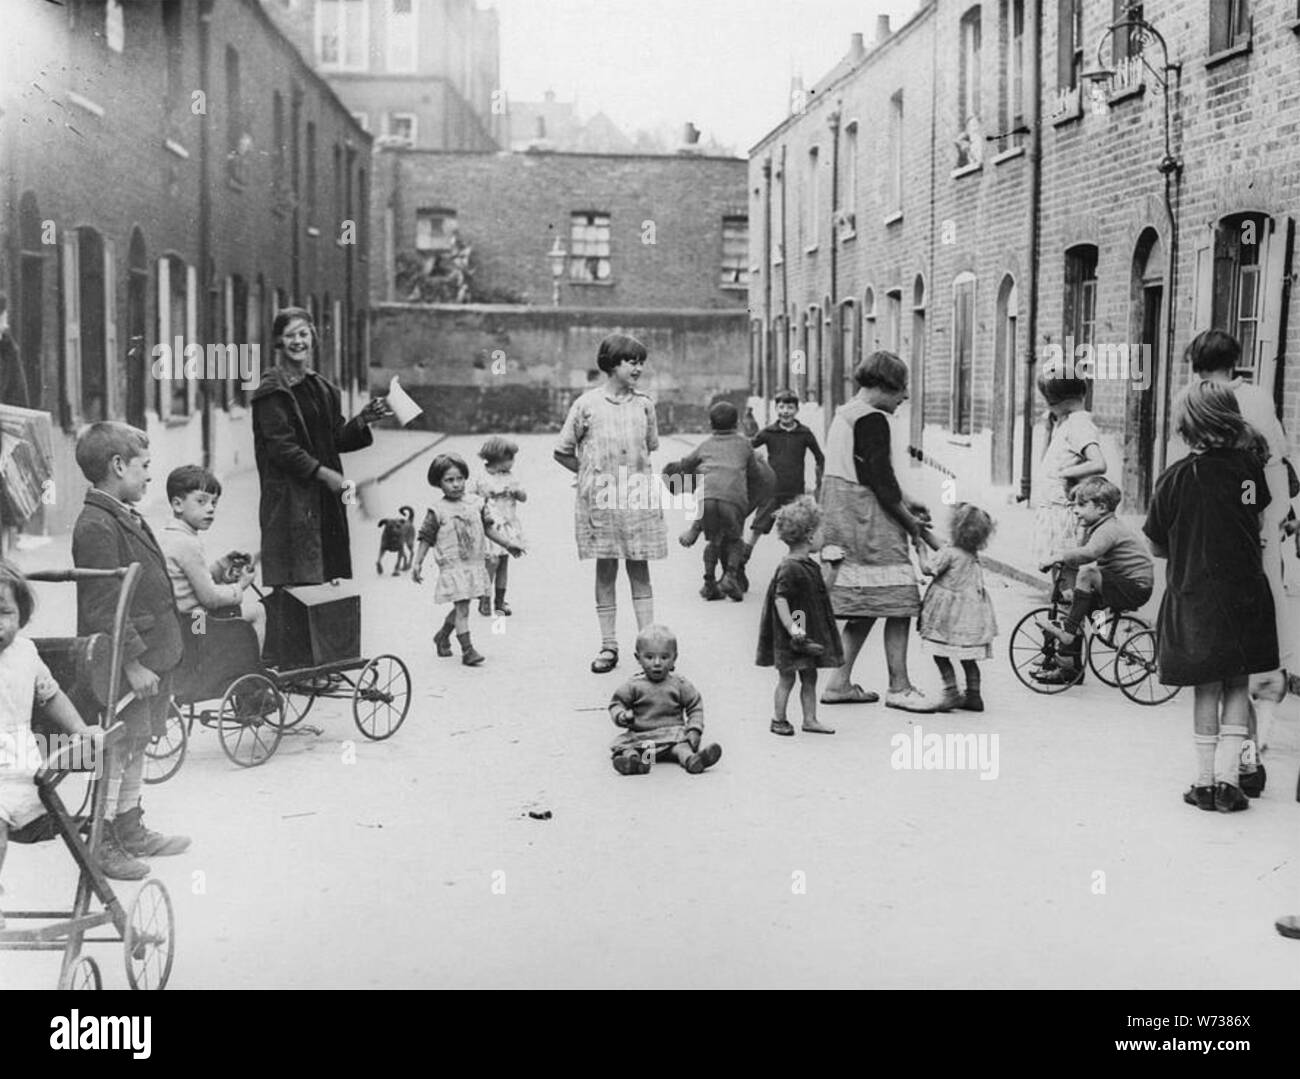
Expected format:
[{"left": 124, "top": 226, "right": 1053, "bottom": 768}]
[
  {"left": 72, "top": 423, "right": 189, "bottom": 881},
  {"left": 664, "top": 401, "right": 769, "bottom": 601},
  {"left": 747, "top": 389, "right": 825, "bottom": 557}
]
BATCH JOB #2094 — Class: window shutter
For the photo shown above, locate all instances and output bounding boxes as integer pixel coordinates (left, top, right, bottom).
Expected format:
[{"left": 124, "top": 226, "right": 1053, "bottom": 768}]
[
  {"left": 103, "top": 242, "right": 118, "bottom": 420},
  {"left": 186, "top": 263, "right": 198, "bottom": 415},
  {"left": 157, "top": 256, "right": 171, "bottom": 421},
  {"left": 61, "top": 231, "right": 82, "bottom": 428},
  {"left": 1191, "top": 228, "right": 1214, "bottom": 333},
  {"left": 1256, "top": 215, "right": 1293, "bottom": 401}
]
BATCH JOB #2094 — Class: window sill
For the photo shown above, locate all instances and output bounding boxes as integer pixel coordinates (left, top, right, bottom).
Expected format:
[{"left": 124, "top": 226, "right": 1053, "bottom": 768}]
[
  {"left": 1052, "top": 106, "right": 1083, "bottom": 128},
  {"left": 164, "top": 138, "right": 190, "bottom": 160},
  {"left": 838, "top": 229, "right": 857, "bottom": 243},
  {"left": 992, "top": 145, "right": 1025, "bottom": 165},
  {"left": 306, "top": 226, "right": 321, "bottom": 238},
  {"left": 883, "top": 210, "right": 904, "bottom": 226},
  {"left": 569, "top": 279, "right": 615, "bottom": 287},
  {"left": 946, "top": 434, "right": 972, "bottom": 447},
  {"left": 951, "top": 161, "right": 982, "bottom": 180},
  {"left": 720, "top": 283, "right": 749, "bottom": 292},
  {"left": 1107, "top": 83, "right": 1146, "bottom": 106},
  {"left": 804, "top": 244, "right": 819, "bottom": 256},
  {"left": 1206, "top": 39, "right": 1253, "bottom": 68}
]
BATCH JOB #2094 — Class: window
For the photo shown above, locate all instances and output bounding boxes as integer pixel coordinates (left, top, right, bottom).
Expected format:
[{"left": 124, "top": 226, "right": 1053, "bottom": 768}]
[
  {"left": 1210, "top": 0, "right": 1251, "bottom": 53},
  {"left": 388, "top": 0, "right": 416, "bottom": 73},
  {"left": 806, "top": 147, "right": 820, "bottom": 250},
  {"left": 863, "top": 286, "right": 877, "bottom": 353},
  {"left": 1054, "top": 0, "right": 1084, "bottom": 118},
  {"left": 163, "top": 0, "right": 183, "bottom": 114},
  {"left": 1113, "top": 0, "right": 1143, "bottom": 63},
  {"left": 888, "top": 92, "right": 904, "bottom": 211},
  {"left": 352, "top": 111, "right": 369, "bottom": 131},
  {"left": 957, "top": 7, "right": 983, "bottom": 167},
  {"left": 843, "top": 122, "right": 858, "bottom": 232},
  {"left": 1211, "top": 213, "right": 1267, "bottom": 377},
  {"left": 318, "top": 0, "right": 369, "bottom": 72},
  {"left": 1064, "top": 245, "right": 1098, "bottom": 405},
  {"left": 157, "top": 255, "right": 192, "bottom": 418},
  {"left": 388, "top": 112, "right": 416, "bottom": 147},
  {"left": 305, "top": 122, "right": 317, "bottom": 224},
  {"left": 951, "top": 274, "right": 976, "bottom": 434},
  {"left": 569, "top": 212, "right": 611, "bottom": 282},
  {"left": 998, "top": 0, "right": 1026, "bottom": 152},
  {"left": 272, "top": 92, "right": 286, "bottom": 202},
  {"left": 721, "top": 216, "right": 749, "bottom": 287},
  {"left": 416, "top": 208, "right": 458, "bottom": 252},
  {"left": 106, "top": 0, "right": 124, "bottom": 52},
  {"left": 885, "top": 288, "right": 903, "bottom": 352},
  {"left": 225, "top": 47, "right": 246, "bottom": 185}
]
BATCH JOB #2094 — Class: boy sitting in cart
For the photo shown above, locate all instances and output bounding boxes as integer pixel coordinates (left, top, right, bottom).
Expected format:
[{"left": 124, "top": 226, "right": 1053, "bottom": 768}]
[
  {"left": 158, "top": 465, "right": 264, "bottom": 648},
  {"left": 0, "top": 561, "right": 103, "bottom": 929}
]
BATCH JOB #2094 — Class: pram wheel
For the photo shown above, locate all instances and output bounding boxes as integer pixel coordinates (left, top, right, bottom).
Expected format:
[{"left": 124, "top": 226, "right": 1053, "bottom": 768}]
[
  {"left": 217, "top": 673, "right": 284, "bottom": 767},
  {"left": 144, "top": 702, "right": 188, "bottom": 784},
  {"left": 123, "top": 879, "right": 175, "bottom": 990},
  {"left": 59, "top": 954, "right": 103, "bottom": 990},
  {"left": 352, "top": 654, "right": 411, "bottom": 741}
]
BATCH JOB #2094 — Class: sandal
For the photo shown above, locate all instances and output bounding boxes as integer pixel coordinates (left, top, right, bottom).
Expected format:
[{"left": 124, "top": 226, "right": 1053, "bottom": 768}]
[
  {"left": 590, "top": 647, "right": 619, "bottom": 674},
  {"left": 770, "top": 718, "right": 795, "bottom": 737},
  {"left": 801, "top": 718, "right": 836, "bottom": 734},
  {"left": 820, "top": 684, "right": 880, "bottom": 705}
]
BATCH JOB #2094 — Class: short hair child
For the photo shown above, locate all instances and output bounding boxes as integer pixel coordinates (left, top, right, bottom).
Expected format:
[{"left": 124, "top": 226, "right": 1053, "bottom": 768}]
[
  {"left": 774, "top": 493, "right": 820, "bottom": 546},
  {"left": 709, "top": 401, "right": 738, "bottom": 431},
  {"left": 428, "top": 452, "right": 469, "bottom": 487},
  {"left": 949, "top": 502, "right": 996, "bottom": 553},
  {"left": 855, "top": 350, "right": 909, "bottom": 391},
  {"left": 478, "top": 436, "right": 518, "bottom": 466},
  {"left": 165, "top": 464, "right": 222, "bottom": 504},
  {"left": 773, "top": 388, "right": 800, "bottom": 407},
  {"left": 1185, "top": 329, "right": 1240, "bottom": 375},
  {"left": 74, "top": 422, "right": 149, "bottom": 484},
  {"left": 608, "top": 622, "right": 722, "bottom": 774},
  {"left": 1071, "top": 476, "right": 1120, "bottom": 513},
  {"left": 595, "top": 333, "right": 648, "bottom": 374}
]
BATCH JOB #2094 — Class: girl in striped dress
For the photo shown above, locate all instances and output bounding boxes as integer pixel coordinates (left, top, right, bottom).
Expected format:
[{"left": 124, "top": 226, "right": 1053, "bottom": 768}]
[{"left": 554, "top": 334, "right": 667, "bottom": 673}]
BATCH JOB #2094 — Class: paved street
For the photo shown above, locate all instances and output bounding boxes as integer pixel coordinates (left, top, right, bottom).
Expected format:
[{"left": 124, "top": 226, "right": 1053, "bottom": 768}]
[{"left": 3, "top": 431, "right": 1298, "bottom": 989}]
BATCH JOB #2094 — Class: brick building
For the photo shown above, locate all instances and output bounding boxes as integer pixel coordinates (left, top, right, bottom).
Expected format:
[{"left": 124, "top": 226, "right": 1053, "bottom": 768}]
[
  {"left": 0, "top": 0, "right": 371, "bottom": 535},
  {"left": 259, "top": 0, "right": 501, "bottom": 151},
  {"left": 368, "top": 146, "right": 751, "bottom": 430},
  {"left": 748, "top": 0, "right": 1300, "bottom": 516}
]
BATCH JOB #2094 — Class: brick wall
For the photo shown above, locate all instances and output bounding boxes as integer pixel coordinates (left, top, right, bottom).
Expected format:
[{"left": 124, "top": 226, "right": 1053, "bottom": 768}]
[
  {"left": 369, "top": 303, "right": 749, "bottom": 432},
  {"left": 372, "top": 149, "right": 751, "bottom": 310}
]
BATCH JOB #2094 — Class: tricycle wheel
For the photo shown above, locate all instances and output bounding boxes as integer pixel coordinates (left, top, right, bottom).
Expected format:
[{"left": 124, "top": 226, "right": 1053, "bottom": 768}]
[
  {"left": 58, "top": 954, "right": 102, "bottom": 990},
  {"left": 217, "top": 673, "right": 283, "bottom": 767},
  {"left": 1008, "top": 607, "right": 1077, "bottom": 695},
  {"left": 144, "top": 701, "right": 188, "bottom": 784},
  {"left": 1117, "top": 629, "right": 1181, "bottom": 706},
  {"left": 124, "top": 879, "right": 175, "bottom": 990},
  {"left": 352, "top": 654, "right": 411, "bottom": 740}
]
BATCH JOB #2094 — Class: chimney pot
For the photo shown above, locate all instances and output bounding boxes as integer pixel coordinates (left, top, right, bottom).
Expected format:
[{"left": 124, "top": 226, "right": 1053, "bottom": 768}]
[
  {"left": 876, "top": 14, "right": 891, "bottom": 42},
  {"left": 849, "top": 32, "right": 865, "bottom": 60}
]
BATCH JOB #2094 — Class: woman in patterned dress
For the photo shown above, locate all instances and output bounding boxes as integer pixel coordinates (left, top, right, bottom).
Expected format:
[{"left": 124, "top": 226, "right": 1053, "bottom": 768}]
[{"left": 554, "top": 334, "right": 667, "bottom": 673}]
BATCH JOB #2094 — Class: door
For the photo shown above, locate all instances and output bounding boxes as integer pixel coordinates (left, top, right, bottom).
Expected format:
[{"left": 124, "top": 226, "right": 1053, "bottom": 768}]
[{"left": 1138, "top": 284, "right": 1162, "bottom": 508}]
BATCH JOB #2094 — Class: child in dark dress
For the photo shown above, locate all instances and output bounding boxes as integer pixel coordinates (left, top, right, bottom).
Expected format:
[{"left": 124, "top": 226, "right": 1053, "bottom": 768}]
[
  {"left": 757, "top": 496, "right": 845, "bottom": 736},
  {"left": 1143, "top": 381, "right": 1278, "bottom": 814}
]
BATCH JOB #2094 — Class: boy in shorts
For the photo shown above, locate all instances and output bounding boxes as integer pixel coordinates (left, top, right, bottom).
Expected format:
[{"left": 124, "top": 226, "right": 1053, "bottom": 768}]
[{"left": 1036, "top": 477, "right": 1154, "bottom": 684}]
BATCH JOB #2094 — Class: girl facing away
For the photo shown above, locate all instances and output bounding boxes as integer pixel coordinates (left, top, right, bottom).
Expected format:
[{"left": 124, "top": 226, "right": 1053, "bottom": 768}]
[
  {"left": 412, "top": 453, "right": 524, "bottom": 666},
  {"left": 915, "top": 503, "right": 999, "bottom": 712},
  {"left": 1143, "top": 380, "right": 1278, "bottom": 813},
  {"left": 474, "top": 436, "right": 527, "bottom": 618},
  {"left": 554, "top": 334, "right": 667, "bottom": 674},
  {"left": 756, "top": 496, "right": 845, "bottom": 736}
]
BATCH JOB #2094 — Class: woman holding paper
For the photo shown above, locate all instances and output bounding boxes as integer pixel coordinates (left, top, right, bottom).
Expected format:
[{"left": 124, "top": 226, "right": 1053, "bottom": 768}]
[{"left": 251, "top": 307, "right": 391, "bottom": 586}]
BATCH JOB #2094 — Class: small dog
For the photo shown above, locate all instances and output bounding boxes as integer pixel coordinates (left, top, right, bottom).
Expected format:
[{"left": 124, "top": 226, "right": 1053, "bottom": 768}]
[{"left": 377, "top": 506, "right": 416, "bottom": 575}]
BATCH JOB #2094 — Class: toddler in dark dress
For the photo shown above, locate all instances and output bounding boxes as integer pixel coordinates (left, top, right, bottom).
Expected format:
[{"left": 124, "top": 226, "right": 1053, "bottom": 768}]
[
  {"left": 756, "top": 496, "right": 845, "bottom": 736},
  {"left": 1143, "top": 381, "right": 1278, "bottom": 814}
]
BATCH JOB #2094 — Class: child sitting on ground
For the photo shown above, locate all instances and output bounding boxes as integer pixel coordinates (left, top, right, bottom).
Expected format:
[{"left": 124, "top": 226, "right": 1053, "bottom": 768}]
[
  {"left": 376, "top": 506, "right": 415, "bottom": 576},
  {"left": 608, "top": 624, "right": 722, "bottom": 775},
  {"left": 756, "top": 496, "right": 844, "bottom": 736},
  {"left": 0, "top": 562, "right": 103, "bottom": 929},
  {"left": 1036, "top": 476, "right": 1154, "bottom": 684},
  {"left": 664, "top": 401, "right": 769, "bottom": 602},
  {"left": 158, "top": 465, "right": 265, "bottom": 649}
]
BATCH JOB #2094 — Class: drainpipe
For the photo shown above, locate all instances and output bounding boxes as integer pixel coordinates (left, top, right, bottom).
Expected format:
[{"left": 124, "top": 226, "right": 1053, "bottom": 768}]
[
  {"left": 1019, "top": 0, "right": 1043, "bottom": 502},
  {"left": 198, "top": 0, "right": 214, "bottom": 468},
  {"left": 780, "top": 143, "right": 789, "bottom": 419},
  {"left": 829, "top": 103, "right": 841, "bottom": 414},
  {"left": 1273, "top": 217, "right": 1294, "bottom": 417},
  {"left": 1157, "top": 61, "right": 1183, "bottom": 477},
  {"left": 762, "top": 155, "right": 773, "bottom": 402}
]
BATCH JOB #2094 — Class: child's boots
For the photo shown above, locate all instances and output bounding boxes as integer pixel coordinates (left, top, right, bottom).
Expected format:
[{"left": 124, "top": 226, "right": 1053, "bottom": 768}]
[
  {"left": 434, "top": 620, "right": 454, "bottom": 657},
  {"left": 731, "top": 540, "right": 753, "bottom": 593},
  {"left": 494, "top": 589, "right": 512, "bottom": 616},
  {"left": 457, "top": 632, "right": 485, "bottom": 666}
]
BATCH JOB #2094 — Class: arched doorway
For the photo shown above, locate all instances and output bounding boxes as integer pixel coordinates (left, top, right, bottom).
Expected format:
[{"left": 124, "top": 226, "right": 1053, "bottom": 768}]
[
  {"left": 992, "top": 275, "right": 1018, "bottom": 484},
  {"left": 1129, "top": 228, "right": 1164, "bottom": 510},
  {"left": 126, "top": 228, "right": 148, "bottom": 429},
  {"left": 77, "top": 229, "right": 108, "bottom": 423}
]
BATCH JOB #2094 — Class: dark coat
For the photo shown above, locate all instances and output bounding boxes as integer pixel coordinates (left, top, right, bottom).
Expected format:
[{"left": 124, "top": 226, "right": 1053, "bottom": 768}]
[
  {"left": 73, "top": 489, "right": 184, "bottom": 675},
  {"left": 251, "top": 367, "right": 373, "bottom": 586}
]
